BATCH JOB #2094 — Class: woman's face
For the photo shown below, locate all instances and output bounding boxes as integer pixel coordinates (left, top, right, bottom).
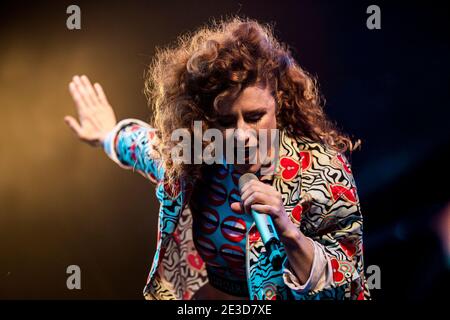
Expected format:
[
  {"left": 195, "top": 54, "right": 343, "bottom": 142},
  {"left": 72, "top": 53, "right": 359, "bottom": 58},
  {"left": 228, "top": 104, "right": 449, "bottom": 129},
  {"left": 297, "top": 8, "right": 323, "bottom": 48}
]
[{"left": 216, "top": 85, "right": 277, "bottom": 173}]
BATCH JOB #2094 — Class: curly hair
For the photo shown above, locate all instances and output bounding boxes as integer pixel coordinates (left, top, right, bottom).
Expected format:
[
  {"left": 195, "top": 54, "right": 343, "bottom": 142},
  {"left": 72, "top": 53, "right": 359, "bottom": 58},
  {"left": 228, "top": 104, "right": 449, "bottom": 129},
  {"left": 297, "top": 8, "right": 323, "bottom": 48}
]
[{"left": 144, "top": 16, "right": 360, "bottom": 186}]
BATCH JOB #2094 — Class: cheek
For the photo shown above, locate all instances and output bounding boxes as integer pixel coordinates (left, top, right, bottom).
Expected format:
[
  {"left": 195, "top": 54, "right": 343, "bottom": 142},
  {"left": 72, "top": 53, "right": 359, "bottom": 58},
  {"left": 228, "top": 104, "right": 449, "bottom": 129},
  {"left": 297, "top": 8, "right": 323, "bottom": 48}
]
[{"left": 256, "top": 113, "right": 277, "bottom": 131}]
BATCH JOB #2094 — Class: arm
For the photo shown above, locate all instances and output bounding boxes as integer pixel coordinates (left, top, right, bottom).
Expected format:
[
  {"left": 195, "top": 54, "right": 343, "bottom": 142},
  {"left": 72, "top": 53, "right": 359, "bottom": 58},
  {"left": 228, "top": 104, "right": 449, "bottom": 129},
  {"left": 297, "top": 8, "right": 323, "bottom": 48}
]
[
  {"left": 64, "top": 75, "right": 162, "bottom": 183},
  {"left": 102, "top": 118, "right": 163, "bottom": 183},
  {"left": 282, "top": 153, "right": 369, "bottom": 300},
  {"left": 233, "top": 152, "right": 369, "bottom": 300}
]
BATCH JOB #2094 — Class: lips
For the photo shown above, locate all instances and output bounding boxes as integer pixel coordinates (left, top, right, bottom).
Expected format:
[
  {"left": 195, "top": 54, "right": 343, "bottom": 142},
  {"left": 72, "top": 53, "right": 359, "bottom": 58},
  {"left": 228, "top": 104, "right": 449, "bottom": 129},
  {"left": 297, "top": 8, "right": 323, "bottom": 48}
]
[
  {"left": 195, "top": 236, "right": 217, "bottom": 261},
  {"left": 215, "top": 165, "right": 229, "bottom": 180},
  {"left": 228, "top": 189, "right": 241, "bottom": 209},
  {"left": 207, "top": 182, "right": 227, "bottom": 206},
  {"left": 231, "top": 169, "right": 241, "bottom": 186},
  {"left": 220, "top": 244, "right": 245, "bottom": 268},
  {"left": 221, "top": 216, "right": 247, "bottom": 242},
  {"left": 198, "top": 207, "right": 219, "bottom": 234}
]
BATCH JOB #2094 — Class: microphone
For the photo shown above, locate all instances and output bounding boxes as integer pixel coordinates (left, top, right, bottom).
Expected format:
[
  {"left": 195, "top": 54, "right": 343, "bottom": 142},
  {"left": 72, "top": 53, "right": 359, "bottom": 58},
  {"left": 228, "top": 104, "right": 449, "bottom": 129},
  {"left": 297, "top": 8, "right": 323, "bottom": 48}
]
[{"left": 238, "top": 173, "right": 282, "bottom": 270}]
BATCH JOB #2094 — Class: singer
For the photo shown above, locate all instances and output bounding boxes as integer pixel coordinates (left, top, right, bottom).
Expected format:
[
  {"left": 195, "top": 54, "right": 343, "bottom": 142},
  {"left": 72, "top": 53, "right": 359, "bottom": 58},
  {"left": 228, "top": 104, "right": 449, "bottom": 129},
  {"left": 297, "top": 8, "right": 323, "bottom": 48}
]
[{"left": 64, "top": 17, "right": 370, "bottom": 300}]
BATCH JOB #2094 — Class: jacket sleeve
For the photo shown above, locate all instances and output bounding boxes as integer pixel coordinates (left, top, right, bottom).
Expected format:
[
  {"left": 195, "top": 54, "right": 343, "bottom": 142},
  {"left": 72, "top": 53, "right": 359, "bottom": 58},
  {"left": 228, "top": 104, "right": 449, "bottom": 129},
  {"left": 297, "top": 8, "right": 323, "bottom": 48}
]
[
  {"left": 285, "top": 152, "right": 369, "bottom": 300},
  {"left": 103, "top": 118, "right": 164, "bottom": 184}
]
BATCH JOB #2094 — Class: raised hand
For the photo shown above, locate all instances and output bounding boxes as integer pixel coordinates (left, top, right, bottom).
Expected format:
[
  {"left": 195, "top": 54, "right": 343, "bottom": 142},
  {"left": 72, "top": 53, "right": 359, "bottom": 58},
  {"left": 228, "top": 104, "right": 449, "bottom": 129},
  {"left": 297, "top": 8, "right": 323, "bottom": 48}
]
[{"left": 64, "top": 75, "right": 117, "bottom": 147}]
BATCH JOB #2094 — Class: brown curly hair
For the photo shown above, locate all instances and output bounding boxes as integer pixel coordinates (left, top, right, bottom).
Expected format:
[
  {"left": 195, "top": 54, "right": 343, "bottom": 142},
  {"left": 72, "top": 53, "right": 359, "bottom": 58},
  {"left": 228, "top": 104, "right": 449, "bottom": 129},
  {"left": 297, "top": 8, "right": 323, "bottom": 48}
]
[{"left": 144, "top": 16, "right": 360, "bottom": 186}]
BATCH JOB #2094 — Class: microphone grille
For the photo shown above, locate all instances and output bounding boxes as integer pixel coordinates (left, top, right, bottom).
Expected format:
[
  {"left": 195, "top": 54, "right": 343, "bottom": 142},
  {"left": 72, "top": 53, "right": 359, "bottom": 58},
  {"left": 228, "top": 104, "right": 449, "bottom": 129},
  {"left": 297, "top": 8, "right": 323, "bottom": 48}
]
[{"left": 238, "top": 173, "right": 258, "bottom": 191}]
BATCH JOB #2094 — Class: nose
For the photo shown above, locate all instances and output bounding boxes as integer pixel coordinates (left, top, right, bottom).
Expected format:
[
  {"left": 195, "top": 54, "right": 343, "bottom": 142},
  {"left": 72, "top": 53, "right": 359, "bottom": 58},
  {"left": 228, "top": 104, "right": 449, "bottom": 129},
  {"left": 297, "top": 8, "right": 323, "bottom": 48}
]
[{"left": 235, "top": 118, "right": 251, "bottom": 146}]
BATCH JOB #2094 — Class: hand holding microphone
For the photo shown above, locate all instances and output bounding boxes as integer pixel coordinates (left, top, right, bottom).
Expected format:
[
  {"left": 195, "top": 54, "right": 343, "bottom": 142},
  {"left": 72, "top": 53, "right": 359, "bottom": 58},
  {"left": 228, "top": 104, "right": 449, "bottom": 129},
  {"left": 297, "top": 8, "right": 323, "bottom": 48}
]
[{"left": 231, "top": 173, "right": 298, "bottom": 270}]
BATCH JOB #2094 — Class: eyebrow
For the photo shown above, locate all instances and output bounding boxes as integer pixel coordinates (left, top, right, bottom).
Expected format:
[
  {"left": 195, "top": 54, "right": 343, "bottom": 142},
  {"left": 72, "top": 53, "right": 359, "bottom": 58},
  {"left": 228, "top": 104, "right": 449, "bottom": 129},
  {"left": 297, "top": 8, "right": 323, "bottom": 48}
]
[
  {"left": 242, "top": 108, "right": 267, "bottom": 115},
  {"left": 219, "top": 107, "right": 268, "bottom": 117}
]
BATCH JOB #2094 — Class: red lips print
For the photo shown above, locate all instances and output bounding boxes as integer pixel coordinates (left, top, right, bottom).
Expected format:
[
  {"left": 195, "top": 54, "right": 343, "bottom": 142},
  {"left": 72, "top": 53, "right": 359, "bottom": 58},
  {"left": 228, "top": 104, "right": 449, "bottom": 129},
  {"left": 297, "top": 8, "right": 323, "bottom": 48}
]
[
  {"left": 207, "top": 182, "right": 227, "bottom": 206},
  {"left": 221, "top": 216, "right": 247, "bottom": 242},
  {"left": 291, "top": 204, "right": 303, "bottom": 224},
  {"left": 331, "top": 258, "right": 354, "bottom": 285},
  {"left": 220, "top": 244, "right": 245, "bottom": 268},
  {"left": 215, "top": 165, "right": 229, "bottom": 180},
  {"left": 231, "top": 169, "right": 241, "bottom": 186},
  {"left": 339, "top": 241, "right": 357, "bottom": 258},
  {"left": 198, "top": 207, "right": 219, "bottom": 234},
  {"left": 187, "top": 252, "right": 205, "bottom": 271},
  {"left": 299, "top": 151, "right": 312, "bottom": 171},
  {"left": 195, "top": 236, "right": 217, "bottom": 262},
  {"left": 337, "top": 154, "right": 352, "bottom": 174},
  {"left": 248, "top": 225, "right": 261, "bottom": 243},
  {"left": 331, "top": 258, "right": 344, "bottom": 283},
  {"left": 330, "top": 184, "right": 357, "bottom": 203},
  {"left": 279, "top": 157, "right": 300, "bottom": 181}
]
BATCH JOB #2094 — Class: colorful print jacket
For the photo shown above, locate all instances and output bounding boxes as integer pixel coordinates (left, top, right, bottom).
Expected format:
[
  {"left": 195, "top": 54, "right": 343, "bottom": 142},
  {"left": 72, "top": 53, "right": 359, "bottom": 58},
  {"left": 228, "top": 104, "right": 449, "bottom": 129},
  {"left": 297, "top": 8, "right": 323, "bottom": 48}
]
[{"left": 103, "top": 118, "right": 370, "bottom": 300}]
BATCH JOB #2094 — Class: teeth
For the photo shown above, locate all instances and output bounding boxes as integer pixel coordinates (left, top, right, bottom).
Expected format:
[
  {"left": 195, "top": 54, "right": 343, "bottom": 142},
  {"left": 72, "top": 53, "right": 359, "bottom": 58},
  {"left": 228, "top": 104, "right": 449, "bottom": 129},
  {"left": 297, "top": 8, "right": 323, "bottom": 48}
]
[{"left": 221, "top": 216, "right": 246, "bottom": 242}]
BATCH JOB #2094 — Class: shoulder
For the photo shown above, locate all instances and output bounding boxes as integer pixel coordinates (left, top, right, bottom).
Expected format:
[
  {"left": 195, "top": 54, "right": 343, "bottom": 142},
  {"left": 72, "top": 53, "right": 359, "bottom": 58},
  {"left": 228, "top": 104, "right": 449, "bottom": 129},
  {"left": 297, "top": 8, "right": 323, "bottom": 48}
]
[
  {"left": 284, "top": 132, "right": 359, "bottom": 204},
  {"left": 284, "top": 133, "right": 354, "bottom": 179}
]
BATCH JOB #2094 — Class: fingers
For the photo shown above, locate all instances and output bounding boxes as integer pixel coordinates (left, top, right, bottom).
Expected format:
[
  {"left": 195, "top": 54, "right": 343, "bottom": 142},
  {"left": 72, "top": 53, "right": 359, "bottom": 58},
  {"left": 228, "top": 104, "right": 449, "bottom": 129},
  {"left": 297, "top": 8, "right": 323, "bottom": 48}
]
[
  {"left": 64, "top": 115, "right": 83, "bottom": 136},
  {"left": 71, "top": 76, "right": 92, "bottom": 108},
  {"left": 238, "top": 179, "right": 283, "bottom": 216},
  {"left": 250, "top": 204, "right": 275, "bottom": 214},
  {"left": 94, "top": 82, "right": 109, "bottom": 105},
  {"left": 69, "top": 81, "right": 89, "bottom": 118},
  {"left": 76, "top": 75, "right": 96, "bottom": 107},
  {"left": 80, "top": 75, "right": 100, "bottom": 106},
  {"left": 70, "top": 75, "right": 100, "bottom": 110},
  {"left": 230, "top": 202, "right": 244, "bottom": 214},
  {"left": 241, "top": 180, "right": 280, "bottom": 202},
  {"left": 231, "top": 201, "right": 275, "bottom": 215},
  {"left": 242, "top": 191, "right": 278, "bottom": 210}
]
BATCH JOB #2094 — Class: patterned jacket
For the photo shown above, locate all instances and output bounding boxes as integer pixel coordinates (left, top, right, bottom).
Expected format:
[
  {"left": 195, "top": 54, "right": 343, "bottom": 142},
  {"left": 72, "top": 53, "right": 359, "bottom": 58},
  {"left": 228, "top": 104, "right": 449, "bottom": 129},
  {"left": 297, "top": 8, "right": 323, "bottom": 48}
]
[{"left": 103, "top": 118, "right": 370, "bottom": 300}]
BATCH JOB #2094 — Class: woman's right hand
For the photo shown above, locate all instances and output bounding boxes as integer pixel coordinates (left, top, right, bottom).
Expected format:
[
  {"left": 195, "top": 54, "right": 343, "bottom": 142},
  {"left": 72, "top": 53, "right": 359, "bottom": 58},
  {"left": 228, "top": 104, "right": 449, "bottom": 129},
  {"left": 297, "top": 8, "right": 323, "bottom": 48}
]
[{"left": 65, "top": 75, "right": 117, "bottom": 147}]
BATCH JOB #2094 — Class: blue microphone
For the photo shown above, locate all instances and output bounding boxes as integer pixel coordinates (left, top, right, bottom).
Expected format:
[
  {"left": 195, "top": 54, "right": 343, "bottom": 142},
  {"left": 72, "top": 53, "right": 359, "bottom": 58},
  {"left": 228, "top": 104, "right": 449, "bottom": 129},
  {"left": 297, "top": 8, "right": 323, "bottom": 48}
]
[{"left": 238, "top": 173, "right": 282, "bottom": 270}]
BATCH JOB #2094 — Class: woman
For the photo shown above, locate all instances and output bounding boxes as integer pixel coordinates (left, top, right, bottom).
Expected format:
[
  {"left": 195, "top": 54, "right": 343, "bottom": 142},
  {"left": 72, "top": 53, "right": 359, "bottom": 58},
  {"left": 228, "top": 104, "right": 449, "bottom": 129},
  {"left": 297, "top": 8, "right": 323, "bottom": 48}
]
[{"left": 64, "top": 17, "right": 370, "bottom": 300}]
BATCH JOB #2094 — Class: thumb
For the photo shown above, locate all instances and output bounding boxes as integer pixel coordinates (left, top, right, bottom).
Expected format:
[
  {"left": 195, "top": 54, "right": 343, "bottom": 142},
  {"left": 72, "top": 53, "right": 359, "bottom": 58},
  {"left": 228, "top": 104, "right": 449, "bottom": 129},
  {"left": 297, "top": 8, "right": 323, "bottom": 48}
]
[
  {"left": 64, "top": 115, "right": 82, "bottom": 136},
  {"left": 230, "top": 202, "right": 244, "bottom": 214}
]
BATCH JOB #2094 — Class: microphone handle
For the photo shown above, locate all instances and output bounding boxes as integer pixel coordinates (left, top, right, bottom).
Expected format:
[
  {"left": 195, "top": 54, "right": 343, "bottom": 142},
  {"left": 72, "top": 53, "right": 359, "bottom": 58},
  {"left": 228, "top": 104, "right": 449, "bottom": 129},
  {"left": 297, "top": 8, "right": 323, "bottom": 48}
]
[{"left": 250, "top": 208, "right": 283, "bottom": 270}]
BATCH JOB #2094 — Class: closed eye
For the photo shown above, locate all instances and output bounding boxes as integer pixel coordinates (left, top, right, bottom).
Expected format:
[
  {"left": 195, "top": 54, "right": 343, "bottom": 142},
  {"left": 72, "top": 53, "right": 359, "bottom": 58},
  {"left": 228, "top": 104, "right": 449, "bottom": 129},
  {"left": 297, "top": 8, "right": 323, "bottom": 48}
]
[{"left": 244, "top": 111, "right": 266, "bottom": 123}]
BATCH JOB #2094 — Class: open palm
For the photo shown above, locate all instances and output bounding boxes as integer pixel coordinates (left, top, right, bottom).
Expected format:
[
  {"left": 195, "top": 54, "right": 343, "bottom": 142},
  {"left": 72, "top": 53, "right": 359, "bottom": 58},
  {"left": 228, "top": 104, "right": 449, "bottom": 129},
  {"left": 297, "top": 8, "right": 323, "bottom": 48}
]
[{"left": 64, "top": 75, "right": 117, "bottom": 147}]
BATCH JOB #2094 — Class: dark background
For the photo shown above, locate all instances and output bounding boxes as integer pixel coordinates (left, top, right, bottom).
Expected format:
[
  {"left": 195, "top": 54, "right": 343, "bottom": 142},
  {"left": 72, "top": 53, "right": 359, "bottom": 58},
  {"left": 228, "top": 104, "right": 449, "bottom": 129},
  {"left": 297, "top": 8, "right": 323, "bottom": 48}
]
[{"left": 0, "top": 0, "right": 448, "bottom": 300}]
